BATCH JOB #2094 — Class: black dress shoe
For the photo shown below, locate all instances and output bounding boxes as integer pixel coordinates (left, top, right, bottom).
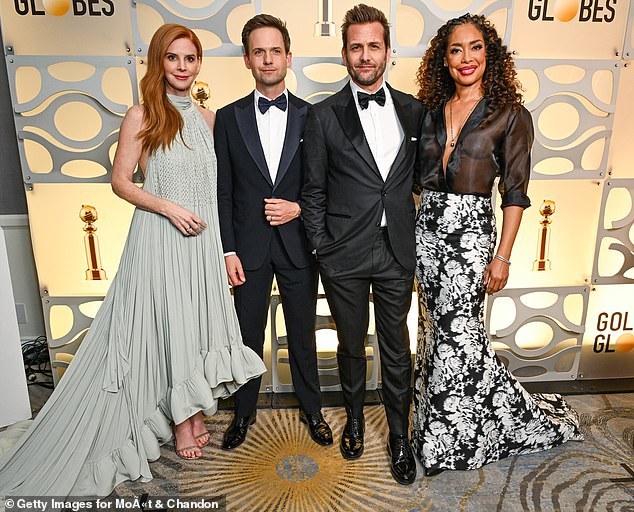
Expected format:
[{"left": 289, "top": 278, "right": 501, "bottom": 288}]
[
  {"left": 299, "top": 410, "right": 333, "bottom": 446},
  {"left": 423, "top": 466, "right": 445, "bottom": 477},
  {"left": 221, "top": 412, "right": 256, "bottom": 450},
  {"left": 387, "top": 433, "right": 417, "bottom": 485},
  {"left": 340, "top": 416, "right": 364, "bottom": 459}
]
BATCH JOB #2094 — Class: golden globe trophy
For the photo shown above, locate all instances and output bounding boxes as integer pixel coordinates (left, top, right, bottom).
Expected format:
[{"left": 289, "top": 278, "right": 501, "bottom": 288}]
[
  {"left": 191, "top": 81, "right": 210, "bottom": 109},
  {"left": 80, "top": 205, "right": 107, "bottom": 280},
  {"left": 533, "top": 200, "right": 556, "bottom": 271}
]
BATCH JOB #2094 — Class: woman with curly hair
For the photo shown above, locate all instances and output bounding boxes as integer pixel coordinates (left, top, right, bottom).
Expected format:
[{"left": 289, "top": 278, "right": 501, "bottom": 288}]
[{"left": 411, "top": 14, "right": 582, "bottom": 477}]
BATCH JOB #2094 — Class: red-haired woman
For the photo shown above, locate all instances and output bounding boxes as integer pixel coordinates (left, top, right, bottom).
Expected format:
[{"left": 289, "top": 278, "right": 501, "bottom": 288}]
[
  {"left": 0, "top": 24, "right": 265, "bottom": 497},
  {"left": 412, "top": 14, "right": 582, "bottom": 477}
]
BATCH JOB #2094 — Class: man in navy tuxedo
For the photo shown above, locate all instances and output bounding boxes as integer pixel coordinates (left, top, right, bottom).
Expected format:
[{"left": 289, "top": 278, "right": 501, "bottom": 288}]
[{"left": 215, "top": 14, "right": 332, "bottom": 450}]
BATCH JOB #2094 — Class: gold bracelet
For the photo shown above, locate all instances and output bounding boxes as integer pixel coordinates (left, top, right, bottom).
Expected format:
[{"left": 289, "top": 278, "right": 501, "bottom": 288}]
[{"left": 494, "top": 254, "right": 511, "bottom": 266}]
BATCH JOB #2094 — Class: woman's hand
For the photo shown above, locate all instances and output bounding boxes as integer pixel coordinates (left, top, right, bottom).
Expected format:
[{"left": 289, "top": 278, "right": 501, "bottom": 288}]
[
  {"left": 484, "top": 257, "right": 509, "bottom": 295},
  {"left": 162, "top": 202, "right": 207, "bottom": 236}
]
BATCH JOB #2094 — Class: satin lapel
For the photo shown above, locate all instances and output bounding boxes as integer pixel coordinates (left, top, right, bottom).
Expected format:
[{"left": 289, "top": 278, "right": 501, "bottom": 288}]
[
  {"left": 385, "top": 85, "right": 412, "bottom": 181},
  {"left": 235, "top": 93, "right": 273, "bottom": 187},
  {"left": 274, "top": 93, "right": 305, "bottom": 189},
  {"left": 333, "top": 85, "right": 381, "bottom": 179}
]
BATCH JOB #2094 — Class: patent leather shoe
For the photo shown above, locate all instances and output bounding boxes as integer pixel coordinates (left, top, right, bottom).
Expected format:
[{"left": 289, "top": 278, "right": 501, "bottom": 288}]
[
  {"left": 387, "top": 433, "right": 416, "bottom": 485},
  {"left": 299, "top": 410, "right": 333, "bottom": 446},
  {"left": 340, "top": 415, "right": 364, "bottom": 459},
  {"left": 221, "top": 412, "right": 256, "bottom": 450}
]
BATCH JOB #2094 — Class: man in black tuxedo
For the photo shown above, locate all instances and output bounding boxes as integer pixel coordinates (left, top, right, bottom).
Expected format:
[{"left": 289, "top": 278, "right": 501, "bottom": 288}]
[
  {"left": 301, "top": 4, "right": 423, "bottom": 485},
  {"left": 215, "top": 14, "right": 332, "bottom": 450}
]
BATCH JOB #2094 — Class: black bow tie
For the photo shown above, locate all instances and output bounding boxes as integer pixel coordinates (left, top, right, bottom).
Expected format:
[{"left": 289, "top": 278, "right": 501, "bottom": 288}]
[
  {"left": 258, "top": 94, "right": 288, "bottom": 114},
  {"left": 357, "top": 88, "right": 386, "bottom": 109}
]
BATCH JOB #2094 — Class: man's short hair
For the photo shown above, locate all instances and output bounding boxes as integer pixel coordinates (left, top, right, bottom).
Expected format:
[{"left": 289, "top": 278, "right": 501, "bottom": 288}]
[
  {"left": 242, "top": 14, "right": 291, "bottom": 54},
  {"left": 341, "top": 4, "right": 390, "bottom": 49}
]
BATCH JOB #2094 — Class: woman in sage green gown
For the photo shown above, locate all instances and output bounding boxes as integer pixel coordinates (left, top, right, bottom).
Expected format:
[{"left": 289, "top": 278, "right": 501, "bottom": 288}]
[{"left": 0, "top": 24, "right": 266, "bottom": 497}]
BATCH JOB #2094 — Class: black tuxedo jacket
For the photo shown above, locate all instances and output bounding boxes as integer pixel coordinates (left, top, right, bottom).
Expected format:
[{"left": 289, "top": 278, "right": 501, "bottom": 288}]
[
  {"left": 215, "top": 92, "right": 312, "bottom": 270},
  {"left": 301, "top": 83, "right": 424, "bottom": 271}
]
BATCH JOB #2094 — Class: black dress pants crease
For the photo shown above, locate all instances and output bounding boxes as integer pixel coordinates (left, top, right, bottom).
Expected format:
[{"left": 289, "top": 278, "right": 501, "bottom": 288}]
[
  {"left": 319, "top": 228, "right": 413, "bottom": 435},
  {"left": 232, "top": 230, "right": 320, "bottom": 417}
]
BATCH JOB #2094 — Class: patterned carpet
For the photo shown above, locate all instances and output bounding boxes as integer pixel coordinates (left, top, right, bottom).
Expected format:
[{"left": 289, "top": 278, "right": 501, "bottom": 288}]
[{"left": 109, "top": 392, "right": 634, "bottom": 512}]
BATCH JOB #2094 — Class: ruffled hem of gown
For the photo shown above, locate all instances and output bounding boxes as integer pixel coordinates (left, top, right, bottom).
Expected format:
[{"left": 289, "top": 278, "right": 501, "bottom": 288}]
[
  {"left": 80, "top": 345, "right": 266, "bottom": 496},
  {"left": 163, "top": 344, "right": 267, "bottom": 424},
  {"left": 0, "top": 345, "right": 266, "bottom": 499},
  {"left": 204, "top": 344, "right": 268, "bottom": 400},
  {"left": 65, "top": 406, "right": 170, "bottom": 496}
]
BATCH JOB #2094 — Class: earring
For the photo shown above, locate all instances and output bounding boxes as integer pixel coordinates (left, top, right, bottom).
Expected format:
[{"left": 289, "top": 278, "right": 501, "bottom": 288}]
[{"left": 443, "top": 61, "right": 448, "bottom": 67}]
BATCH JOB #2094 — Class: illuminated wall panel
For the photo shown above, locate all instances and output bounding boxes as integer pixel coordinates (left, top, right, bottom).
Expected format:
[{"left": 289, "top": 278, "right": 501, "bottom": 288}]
[
  {"left": 608, "top": 60, "right": 634, "bottom": 178},
  {"left": 25, "top": 184, "right": 135, "bottom": 297},
  {"left": 0, "top": 0, "right": 132, "bottom": 56},
  {"left": 131, "top": 0, "right": 252, "bottom": 57},
  {"left": 622, "top": 0, "right": 634, "bottom": 59},
  {"left": 579, "top": 285, "right": 634, "bottom": 379},
  {"left": 517, "top": 59, "right": 619, "bottom": 180},
  {"left": 6, "top": 56, "right": 137, "bottom": 184},
  {"left": 42, "top": 295, "right": 104, "bottom": 385},
  {"left": 486, "top": 286, "right": 588, "bottom": 382},
  {"left": 393, "top": 0, "right": 513, "bottom": 57},
  {"left": 498, "top": 180, "right": 602, "bottom": 290},
  {"left": 592, "top": 178, "right": 634, "bottom": 285},
  {"left": 510, "top": 0, "right": 629, "bottom": 59}
]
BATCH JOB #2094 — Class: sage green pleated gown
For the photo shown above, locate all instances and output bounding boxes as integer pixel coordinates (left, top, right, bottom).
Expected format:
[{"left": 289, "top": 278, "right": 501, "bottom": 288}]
[{"left": 0, "top": 94, "right": 267, "bottom": 497}]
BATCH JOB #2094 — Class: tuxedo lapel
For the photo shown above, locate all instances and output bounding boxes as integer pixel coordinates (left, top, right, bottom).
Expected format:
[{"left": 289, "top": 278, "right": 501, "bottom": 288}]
[
  {"left": 235, "top": 93, "right": 273, "bottom": 187},
  {"left": 385, "top": 84, "right": 414, "bottom": 181},
  {"left": 274, "top": 93, "right": 306, "bottom": 189},
  {"left": 333, "top": 84, "right": 382, "bottom": 180}
]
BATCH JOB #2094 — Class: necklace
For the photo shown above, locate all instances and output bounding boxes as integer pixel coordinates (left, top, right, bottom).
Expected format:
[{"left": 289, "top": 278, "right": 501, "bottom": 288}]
[{"left": 448, "top": 96, "right": 483, "bottom": 147}]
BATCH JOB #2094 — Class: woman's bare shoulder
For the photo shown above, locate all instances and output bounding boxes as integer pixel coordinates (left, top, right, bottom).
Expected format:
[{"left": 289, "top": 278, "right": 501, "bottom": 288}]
[{"left": 197, "top": 105, "right": 216, "bottom": 131}]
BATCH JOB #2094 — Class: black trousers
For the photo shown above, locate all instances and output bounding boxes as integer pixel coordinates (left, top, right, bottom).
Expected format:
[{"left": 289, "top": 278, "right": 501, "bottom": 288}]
[
  {"left": 319, "top": 228, "right": 413, "bottom": 435},
  {"left": 232, "top": 230, "right": 320, "bottom": 417}
]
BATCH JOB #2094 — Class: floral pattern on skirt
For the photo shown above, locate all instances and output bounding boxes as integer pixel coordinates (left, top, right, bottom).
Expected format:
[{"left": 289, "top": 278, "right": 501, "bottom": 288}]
[{"left": 411, "top": 190, "right": 583, "bottom": 472}]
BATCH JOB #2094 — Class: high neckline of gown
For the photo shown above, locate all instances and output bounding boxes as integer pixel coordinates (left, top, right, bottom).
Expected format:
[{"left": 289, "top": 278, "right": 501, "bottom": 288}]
[{"left": 167, "top": 93, "right": 194, "bottom": 111}]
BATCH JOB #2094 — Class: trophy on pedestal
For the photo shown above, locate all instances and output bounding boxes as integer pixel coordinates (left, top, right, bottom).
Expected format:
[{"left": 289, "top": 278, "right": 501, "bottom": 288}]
[
  {"left": 80, "top": 205, "right": 107, "bottom": 280},
  {"left": 191, "top": 81, "right": 210, "bottom": 109},
  {"left": 533, "top": 200, "right": 556, "bottom": 271}
]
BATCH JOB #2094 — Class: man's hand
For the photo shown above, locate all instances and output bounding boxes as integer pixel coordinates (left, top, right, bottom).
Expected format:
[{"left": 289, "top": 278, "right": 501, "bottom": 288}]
[
  {"left": 264, "top": 198, "right": 300, "bottom": 226},
  {"left": 225, "top": 254, "right": 246, "bottom": 287}
]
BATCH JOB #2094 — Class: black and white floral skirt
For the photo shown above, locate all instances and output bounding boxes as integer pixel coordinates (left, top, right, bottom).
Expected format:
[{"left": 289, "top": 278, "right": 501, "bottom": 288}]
[{"left": 411, "top": 190, "right": 582, "bottom": 472}]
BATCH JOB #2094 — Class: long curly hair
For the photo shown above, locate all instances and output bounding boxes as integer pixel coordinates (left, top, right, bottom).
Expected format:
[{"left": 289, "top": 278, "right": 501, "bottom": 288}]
[
  {"left": 415, "top": 14, "right": 522, "bottom": 110},
  {"left": 139, "top": 24, "right": 202, "bottom": 155}
]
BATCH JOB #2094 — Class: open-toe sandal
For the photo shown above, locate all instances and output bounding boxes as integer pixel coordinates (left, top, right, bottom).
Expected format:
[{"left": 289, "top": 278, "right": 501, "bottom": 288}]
[
  {"left": 195, "top": 431, "right": 211, "bottom": 448},
  {"left": 175, "top": 444, "right": 203, "bottom": 460}
]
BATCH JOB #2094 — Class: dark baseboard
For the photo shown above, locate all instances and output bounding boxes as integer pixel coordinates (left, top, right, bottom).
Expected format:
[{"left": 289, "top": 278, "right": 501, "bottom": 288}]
[{"left": 523, "top": 378, "right": 634, "bottom": 395}]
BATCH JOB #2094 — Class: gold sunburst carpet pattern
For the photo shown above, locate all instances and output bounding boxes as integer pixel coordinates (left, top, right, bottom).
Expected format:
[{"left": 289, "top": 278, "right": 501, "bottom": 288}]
[{"left": 111, "top": 393, "right": 634, "bottom": 512}]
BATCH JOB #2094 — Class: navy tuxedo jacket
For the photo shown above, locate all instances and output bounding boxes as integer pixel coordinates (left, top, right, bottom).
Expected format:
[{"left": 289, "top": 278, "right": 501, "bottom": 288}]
[{"left": 215, "top": 91, "right": 313, "bottom": 271}]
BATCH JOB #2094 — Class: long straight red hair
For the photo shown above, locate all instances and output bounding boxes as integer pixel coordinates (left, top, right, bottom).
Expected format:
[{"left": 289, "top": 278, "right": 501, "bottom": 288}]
[{"left": 139, "top": 24, "right": 203, "bottom": 155}]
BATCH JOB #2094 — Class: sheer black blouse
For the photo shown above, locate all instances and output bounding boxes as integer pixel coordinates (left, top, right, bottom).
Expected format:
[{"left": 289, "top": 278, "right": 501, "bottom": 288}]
[{"left": 416, "top": 99, "right": 534, "bottom": 209}]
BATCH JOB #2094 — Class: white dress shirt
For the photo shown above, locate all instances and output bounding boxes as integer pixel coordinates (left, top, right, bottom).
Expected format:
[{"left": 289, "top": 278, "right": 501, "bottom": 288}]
[
  {"left": 254, "top": 89, "right": 288, "bottom": 185},
  {"left": 349, "top": 81, "right": 404, "bottom": 226}
]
